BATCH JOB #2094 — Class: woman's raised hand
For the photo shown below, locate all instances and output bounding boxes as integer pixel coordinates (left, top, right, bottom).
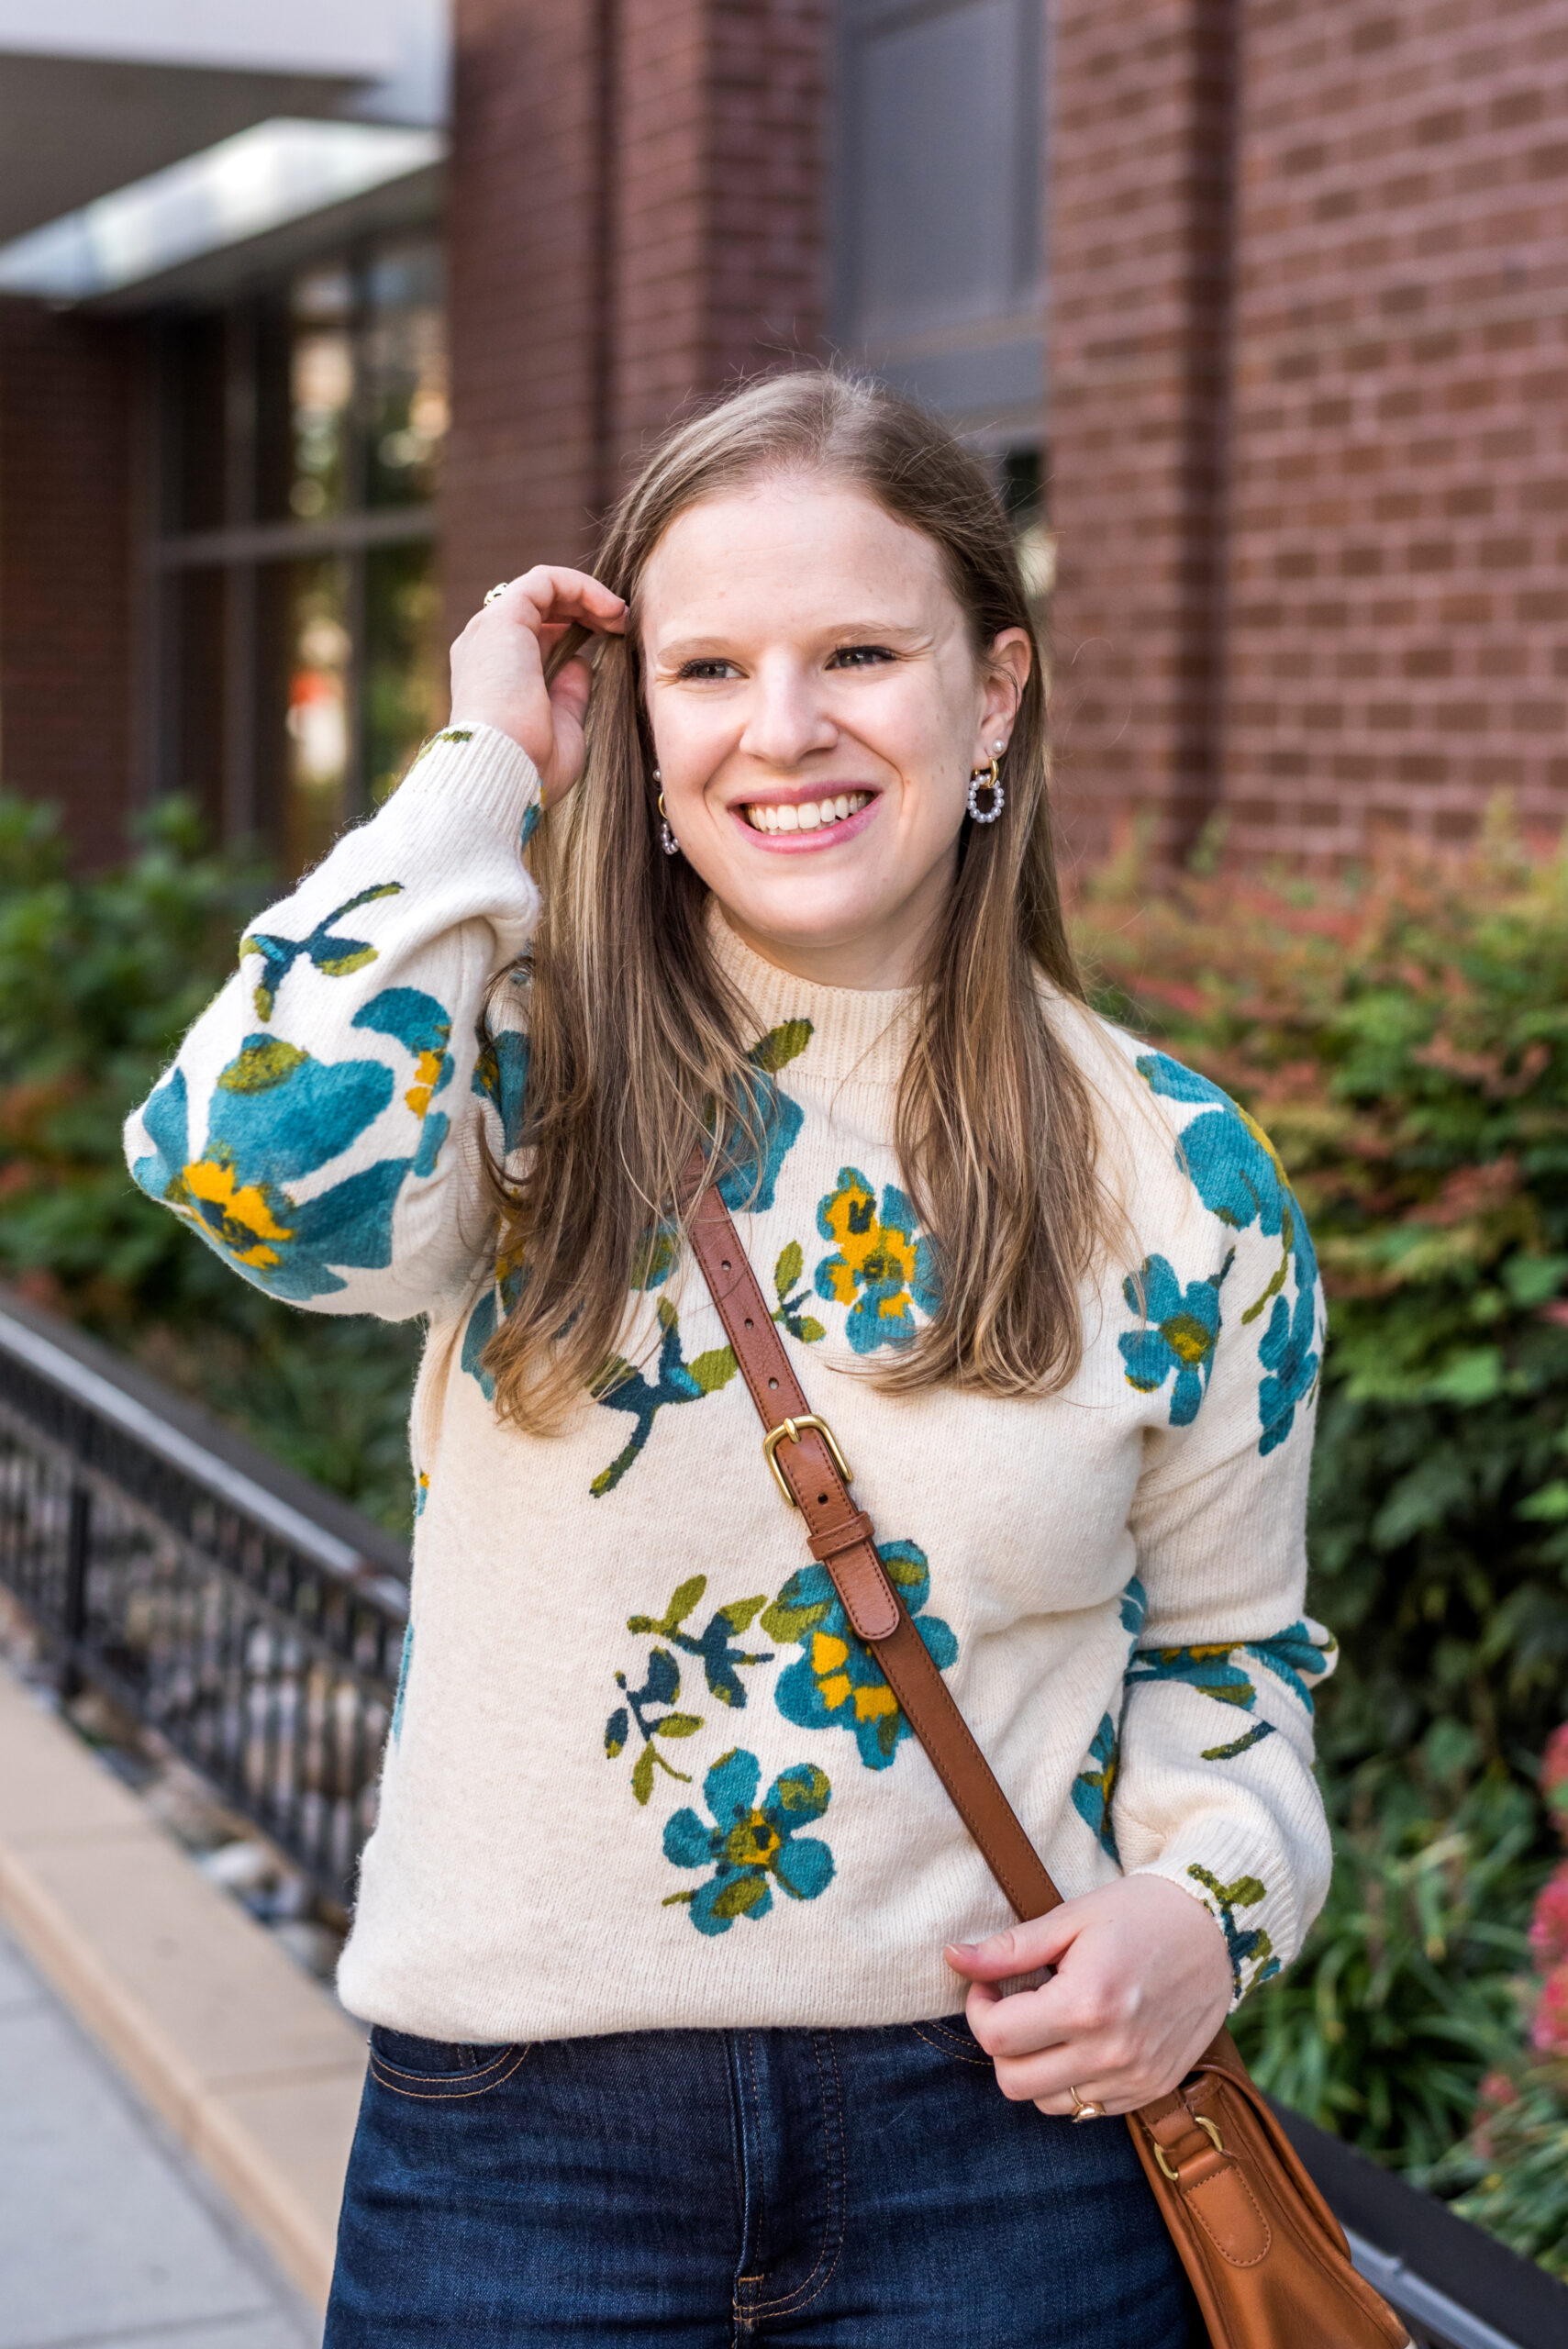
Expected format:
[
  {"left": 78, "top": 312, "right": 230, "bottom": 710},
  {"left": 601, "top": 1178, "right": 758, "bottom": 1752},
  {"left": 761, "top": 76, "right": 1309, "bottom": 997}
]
[
  {"left": 449, "top": 566, "right": 627, "bottom": 807},
  {"left": 945, "top": 1874, "right": 1234, "bottom": 2117}
]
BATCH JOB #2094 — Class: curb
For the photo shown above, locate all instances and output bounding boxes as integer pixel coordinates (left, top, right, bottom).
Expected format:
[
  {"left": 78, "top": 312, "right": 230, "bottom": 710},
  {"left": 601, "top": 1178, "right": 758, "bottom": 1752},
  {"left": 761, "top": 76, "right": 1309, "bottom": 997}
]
[{"left": 0, "top": 1661, "right": 366, "bottom": 2310}]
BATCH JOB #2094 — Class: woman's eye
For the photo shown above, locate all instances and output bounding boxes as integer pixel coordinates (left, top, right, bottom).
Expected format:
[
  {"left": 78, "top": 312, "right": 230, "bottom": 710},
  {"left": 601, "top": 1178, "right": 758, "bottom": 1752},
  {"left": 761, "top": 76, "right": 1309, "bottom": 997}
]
[
  {"left": 676, "top": 658, "right": 740, "bottom": 682},
  {"left": 827, "top": 644, "right": 895, "bottom": 670}
]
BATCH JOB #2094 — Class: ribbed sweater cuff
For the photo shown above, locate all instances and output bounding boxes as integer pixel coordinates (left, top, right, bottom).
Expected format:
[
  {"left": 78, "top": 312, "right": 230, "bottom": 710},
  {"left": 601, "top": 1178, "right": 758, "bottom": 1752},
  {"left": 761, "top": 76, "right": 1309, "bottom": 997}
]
[{"left": 392, "top": 722, "right": 543, "bottom": 841}]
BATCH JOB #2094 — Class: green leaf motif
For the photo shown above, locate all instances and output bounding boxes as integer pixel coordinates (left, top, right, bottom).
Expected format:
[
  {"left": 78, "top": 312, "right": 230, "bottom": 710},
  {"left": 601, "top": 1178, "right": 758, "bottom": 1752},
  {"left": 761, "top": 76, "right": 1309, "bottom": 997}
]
[
  {"left": 628, "top": 1575, "right": 708, "bottom": 1637},
  {"left": 631, "top": 1746, "right": 656, "bottom": 1805},
  {"left": 689, "top": 1344, "right": 739, "bottom": 1395},
  {"left": 749, "top": 1019, "right": 813, "bottom": 1075},
  {"left": 654, "top": 1712, "right": 703, "bottom": 1739},
  {"left": 218, "top": 1038, "right": 308, "bottom": 1093},
  {"left": 775, "top": 1240, "right": 804, "bottom": 1293}
]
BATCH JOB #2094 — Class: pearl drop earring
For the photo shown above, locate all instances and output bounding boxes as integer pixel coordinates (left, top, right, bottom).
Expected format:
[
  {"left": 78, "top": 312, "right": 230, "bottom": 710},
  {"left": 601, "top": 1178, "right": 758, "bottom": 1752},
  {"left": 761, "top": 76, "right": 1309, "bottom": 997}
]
[
  {"left": 967, "top": 740, "right": 1006, "bottom": 825},
  {"left": 653, "top": 766, "right": 680, "bottom": 857}
]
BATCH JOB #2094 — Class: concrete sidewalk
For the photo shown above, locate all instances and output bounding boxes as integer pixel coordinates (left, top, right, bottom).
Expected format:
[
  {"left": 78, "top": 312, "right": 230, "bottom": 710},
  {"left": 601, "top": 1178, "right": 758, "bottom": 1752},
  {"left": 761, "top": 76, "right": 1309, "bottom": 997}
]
[{"left": 0, "top": 1918, "right": 318, "bottom": 2349}]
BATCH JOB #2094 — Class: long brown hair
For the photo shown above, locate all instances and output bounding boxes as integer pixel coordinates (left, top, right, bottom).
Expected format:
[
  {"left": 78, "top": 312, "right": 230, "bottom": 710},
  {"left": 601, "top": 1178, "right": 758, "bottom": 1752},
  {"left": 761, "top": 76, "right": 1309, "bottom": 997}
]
[{"left": 482, "top": 369, "right": 1107, "bottom": 1427}]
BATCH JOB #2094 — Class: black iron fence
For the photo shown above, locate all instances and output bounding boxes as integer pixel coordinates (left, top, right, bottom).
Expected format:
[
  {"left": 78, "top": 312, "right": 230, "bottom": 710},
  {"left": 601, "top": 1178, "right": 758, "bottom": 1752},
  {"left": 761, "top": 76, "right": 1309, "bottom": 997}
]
[
  {"left": 1, "top": 1286, "right": 1565, "bottom": 2349},
  {"left": 0, "top": 1285, "right": 408, "bottom": 1913}
]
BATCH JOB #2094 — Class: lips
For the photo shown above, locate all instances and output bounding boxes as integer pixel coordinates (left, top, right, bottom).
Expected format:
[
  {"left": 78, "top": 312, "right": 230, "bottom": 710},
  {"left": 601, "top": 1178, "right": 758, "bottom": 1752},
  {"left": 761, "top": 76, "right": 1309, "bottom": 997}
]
[{"left": 741, "top": 791, "right": 872, "bottom": 836}]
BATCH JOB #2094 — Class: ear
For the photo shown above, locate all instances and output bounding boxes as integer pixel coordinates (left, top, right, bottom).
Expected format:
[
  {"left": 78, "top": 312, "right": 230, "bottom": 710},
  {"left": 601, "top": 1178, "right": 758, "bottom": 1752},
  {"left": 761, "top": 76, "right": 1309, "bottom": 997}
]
[{"left": 975, "top": 628, "right": 1031, "bottom": 763}]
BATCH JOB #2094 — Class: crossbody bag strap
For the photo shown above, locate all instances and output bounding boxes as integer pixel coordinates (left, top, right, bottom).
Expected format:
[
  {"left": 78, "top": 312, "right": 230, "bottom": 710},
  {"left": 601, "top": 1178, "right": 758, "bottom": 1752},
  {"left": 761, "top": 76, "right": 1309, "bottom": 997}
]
[{"left": 683, "top": 1163, "right": 1060, "bottom": 1924}]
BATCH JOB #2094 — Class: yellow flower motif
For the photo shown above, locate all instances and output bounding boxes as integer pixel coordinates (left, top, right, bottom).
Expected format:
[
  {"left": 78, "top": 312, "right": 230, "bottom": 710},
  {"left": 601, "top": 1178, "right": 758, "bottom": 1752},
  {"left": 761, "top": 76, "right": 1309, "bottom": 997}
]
[
  {"left": 179, "top": 1158, "right": 293, "bottom": 1270},
  {"left": 405, "top": 1046, "right": 447, "bottom": 1122},
  {"left": 810, "top": 1631, "right": 898, "bottom": 1722},
  {"left": 723, "top": 1810, "right": 784, "bottom": 1871},
  {"left": 813, "top": 1166, "right": 940, "bottom": 1353}
]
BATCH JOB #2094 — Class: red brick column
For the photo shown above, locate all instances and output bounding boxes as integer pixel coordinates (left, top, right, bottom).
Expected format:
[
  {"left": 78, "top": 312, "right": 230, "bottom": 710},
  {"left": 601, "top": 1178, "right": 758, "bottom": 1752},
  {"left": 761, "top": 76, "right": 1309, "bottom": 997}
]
[
  {"left": 611, "top": 0, "right": 828, "bottom": 466},
  {"left": 1224, "top": 0, "right": 1568, "bottom": 862},
  {"left": 0, "top": 301, "right": 137, "bottom": 865},
  {"left": 443, "top": 0, "right": 828, "bottom": 633},
  {"left": 1047, "top": 0, "right": 1240, "bottom": 867},
  {"left": 441, "top": 0, "right": 611, "bottom": 629}
]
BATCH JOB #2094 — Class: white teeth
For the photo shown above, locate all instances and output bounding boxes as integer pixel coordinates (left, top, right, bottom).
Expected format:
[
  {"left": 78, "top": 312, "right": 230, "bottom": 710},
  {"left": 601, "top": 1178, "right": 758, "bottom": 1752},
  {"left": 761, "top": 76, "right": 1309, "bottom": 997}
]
[{"left": 744, "top": 791, "right": 871, "bottom": 832}]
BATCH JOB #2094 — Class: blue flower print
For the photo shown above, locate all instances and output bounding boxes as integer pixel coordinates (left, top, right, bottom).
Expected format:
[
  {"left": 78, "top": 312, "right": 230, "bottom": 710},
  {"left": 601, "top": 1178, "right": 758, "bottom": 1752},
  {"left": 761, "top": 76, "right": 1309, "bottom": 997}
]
[
  {"left": 471, "top": 1027, "right": 530, "bottom": 1155},
  {"left": 1118, "top": 1252, "right": 1232, "bottom": 1425},
  {"left": 1137, "top": 1054, "right": 1290, "bottom": 1241},
  {"left": 1186, "top": 1865, "right": 1279, "bottom": 1999},
  {"left": 604, "top": 1645, "right": 703, "bottom": 1807},
  {"left": 814, "top": 1169, "right": 941, "bottom": 1354},
  {"left": 240, "top": 884, "right": 403, "bottom": 1022},
  {"left": 715, "top": 1021, "right": 815, "bottom": 1216},
  {"left": 662, "top": 1748, "right": 834, "bottom": 1934},
  {"left": 586, "top": 1299, "right": 738, "bottom": 1493},
  {"left": 518, "top": 800, "right": 540, "bottom": 851},
  {"left": 391, "top": 1622, "right": 413, "bottom": 1742},
  {"left": 1126, "top": 1620, "right": 1333, "bottom": 1761},
  {"left": 1258, "top": 1252, "right": 1320, "bottom": 1454},
  {"left": 458, "top": 1238, "right": 529, "bottom": 1401},
  {"left": 1072, "top": 1714, "right": 1120, "bottom": 1860},
  {"left": 1127, "top": 1642, "right": 1259, "bottom": 1709},
  {"left": 353, "top": 987, "right": 454, "bottom": 1176},
  {"left": 1136, "top": 1051, "right": 1314, "bottom": 1319},
  {"left": 628, "top": 1024, "right": 814, "bottom": 1297},
  {"left": 130, "top": 1043, "right": 411, "bottom": 1301},
  {"left": 1119, "top": 1576, "right": 1148, "bottom": 1637},
  {"left": 461, "top": 1287, "right": 499, "bottom": 1398},
  {"left": 762, "top": 1540, "right": 958, "bottom": 1770}
]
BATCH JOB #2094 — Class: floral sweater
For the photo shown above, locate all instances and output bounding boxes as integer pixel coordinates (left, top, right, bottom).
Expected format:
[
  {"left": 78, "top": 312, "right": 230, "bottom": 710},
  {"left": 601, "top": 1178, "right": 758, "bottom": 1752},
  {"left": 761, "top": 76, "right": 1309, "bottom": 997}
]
[{"left": 124, "top": 723, "right": 1334, "bottom": 2044}]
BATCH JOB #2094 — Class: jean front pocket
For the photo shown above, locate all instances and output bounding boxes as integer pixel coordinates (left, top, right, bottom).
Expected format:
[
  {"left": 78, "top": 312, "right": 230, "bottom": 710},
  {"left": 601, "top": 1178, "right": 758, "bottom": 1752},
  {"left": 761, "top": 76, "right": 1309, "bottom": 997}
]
[
  {"left": 906, "top": 2012, "right": 994, "bottom": 2067},
  {"left": 368, "top": 2026, "right": 529, "bottom": 2100}
]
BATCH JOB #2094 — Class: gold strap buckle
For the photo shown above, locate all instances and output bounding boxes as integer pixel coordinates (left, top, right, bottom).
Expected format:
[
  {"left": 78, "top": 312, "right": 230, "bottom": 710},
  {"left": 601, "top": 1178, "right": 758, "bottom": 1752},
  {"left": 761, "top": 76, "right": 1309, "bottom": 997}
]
[
  {"left": 761, "top": 1413, "right": 853, "bottom": 1508},
  {"left": 1154, "top": 2114, "right": 1226, "bottom": 2184}
]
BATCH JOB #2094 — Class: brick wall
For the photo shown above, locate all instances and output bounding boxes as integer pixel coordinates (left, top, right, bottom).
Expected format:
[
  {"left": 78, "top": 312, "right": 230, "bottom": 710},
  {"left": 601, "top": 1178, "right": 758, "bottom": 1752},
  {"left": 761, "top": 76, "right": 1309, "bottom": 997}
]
[
  {"left": 0, "top": 302, "right": 137, "bottom": 864},
  {"left": 440, "top": 1, "right": 610, "bottom": 630},
  {"left": 444, "top": 0, "right": 828, "bottom": 636},
  {"left": 1224, "top": 0, "right": 1568, "bottom": 861},
  {"left": 612, "top": 0, "right": 828, "bottom": 465},
  {"left": 1047, "top": 0, "right": 1240, "bottom": 868}
]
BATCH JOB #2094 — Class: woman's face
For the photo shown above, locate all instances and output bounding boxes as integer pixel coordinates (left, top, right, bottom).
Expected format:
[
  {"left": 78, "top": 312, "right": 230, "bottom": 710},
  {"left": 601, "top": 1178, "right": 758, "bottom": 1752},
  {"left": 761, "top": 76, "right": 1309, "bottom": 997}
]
[{"left": 640, "top": 475, "right": 1030, "bottom": 988}]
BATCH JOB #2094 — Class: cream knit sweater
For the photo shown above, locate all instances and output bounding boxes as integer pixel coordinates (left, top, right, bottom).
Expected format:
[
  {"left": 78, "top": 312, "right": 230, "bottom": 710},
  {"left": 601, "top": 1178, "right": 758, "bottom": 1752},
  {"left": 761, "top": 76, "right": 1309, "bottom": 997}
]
[{"left": 125, "top": 723, "right": 1334, "bottom": 2043}]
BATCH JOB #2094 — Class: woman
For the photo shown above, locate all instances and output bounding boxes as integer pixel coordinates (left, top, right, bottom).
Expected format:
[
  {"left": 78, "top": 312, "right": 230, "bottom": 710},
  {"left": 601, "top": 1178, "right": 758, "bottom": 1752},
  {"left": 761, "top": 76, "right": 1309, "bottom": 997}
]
[{"left": 127, "top": 373, "right": 1333, "bottom": 2346}]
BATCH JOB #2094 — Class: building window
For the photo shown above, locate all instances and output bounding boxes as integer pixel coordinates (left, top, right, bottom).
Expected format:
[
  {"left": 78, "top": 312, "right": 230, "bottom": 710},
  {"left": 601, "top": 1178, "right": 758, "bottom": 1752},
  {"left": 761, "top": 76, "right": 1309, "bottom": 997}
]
[
  {"left": 832, "top": 0, "right": 1045, "bottom": 437},
  {"left": 148, "top": 235, "right": 446, "bottom": 873}
]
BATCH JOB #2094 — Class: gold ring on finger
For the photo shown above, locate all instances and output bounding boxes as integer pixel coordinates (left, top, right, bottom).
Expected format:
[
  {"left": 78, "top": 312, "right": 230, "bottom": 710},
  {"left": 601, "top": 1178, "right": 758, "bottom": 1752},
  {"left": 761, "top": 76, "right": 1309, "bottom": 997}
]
[
  {"left": 1069, "top": 2085, "right": 1106, "bottom": 2122},
  {"left": 484, "top": 580, "right": 512, "bottom": 606}
]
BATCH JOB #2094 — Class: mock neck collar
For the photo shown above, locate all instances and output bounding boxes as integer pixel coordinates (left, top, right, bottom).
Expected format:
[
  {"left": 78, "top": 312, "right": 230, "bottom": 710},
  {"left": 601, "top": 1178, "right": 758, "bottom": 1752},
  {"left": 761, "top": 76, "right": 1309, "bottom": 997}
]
[{"left": 706, "top": 900, "right": 918, "bottom": 1089}]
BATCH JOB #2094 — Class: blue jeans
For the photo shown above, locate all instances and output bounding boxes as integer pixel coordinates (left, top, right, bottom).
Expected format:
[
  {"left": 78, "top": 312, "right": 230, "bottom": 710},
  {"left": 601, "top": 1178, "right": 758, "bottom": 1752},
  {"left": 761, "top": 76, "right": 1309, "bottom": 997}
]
[{"left": 325, "top": 2014, "right": 1199, "bottom": 2346}]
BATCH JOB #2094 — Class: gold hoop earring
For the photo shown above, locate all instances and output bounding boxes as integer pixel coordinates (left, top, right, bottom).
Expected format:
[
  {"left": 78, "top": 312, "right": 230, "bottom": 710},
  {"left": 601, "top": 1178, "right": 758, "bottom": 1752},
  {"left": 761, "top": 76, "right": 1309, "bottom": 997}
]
[{"left": 657, "top": 790, "right": 680, "bottom": 858}]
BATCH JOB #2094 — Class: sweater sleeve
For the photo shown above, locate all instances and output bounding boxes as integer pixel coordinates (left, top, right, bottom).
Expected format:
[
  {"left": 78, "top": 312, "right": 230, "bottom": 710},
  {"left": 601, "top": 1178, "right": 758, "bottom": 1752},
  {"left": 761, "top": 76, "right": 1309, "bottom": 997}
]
[
  {"left": 122, "top": 724, "right": 541, "bottom": 1320},
  {"left": 1106, "top": 1054, "right": 1335, "bottom": 2007}
]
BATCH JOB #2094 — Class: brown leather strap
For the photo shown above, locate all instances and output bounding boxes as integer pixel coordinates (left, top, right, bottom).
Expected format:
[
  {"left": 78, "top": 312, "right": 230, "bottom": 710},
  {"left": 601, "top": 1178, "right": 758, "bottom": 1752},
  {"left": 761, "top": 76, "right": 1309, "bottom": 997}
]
[{"left": 683, "top": 1166, "right": 1061, "bottom": 1924}]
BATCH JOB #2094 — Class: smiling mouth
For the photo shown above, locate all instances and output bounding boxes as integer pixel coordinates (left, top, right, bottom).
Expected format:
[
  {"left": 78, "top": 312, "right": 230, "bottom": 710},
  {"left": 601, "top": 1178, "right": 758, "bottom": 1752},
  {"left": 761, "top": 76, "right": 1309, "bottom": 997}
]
[{"left": 741, "top": 791, "right": 873, "bottom": 836}]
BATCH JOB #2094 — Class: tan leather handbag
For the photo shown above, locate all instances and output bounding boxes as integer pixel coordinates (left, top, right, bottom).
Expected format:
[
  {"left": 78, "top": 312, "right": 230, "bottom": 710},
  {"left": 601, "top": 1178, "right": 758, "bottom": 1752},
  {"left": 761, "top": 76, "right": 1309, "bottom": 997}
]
[{"left": 685, "top": 1170, "right": 1410, "bottom": 2349}]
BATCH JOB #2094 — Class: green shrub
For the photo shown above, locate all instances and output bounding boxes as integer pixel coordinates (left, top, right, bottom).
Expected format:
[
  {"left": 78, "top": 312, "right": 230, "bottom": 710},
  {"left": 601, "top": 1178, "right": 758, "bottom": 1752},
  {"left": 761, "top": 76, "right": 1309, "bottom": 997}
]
[
  {"left": 0, "top": 794, "right": 420, "bottom": 1531},
  {"left": 1077, "top": 820, "right": 1568, "bottom": 1788},
  {"left": 1075, "top": 820, "right": 1568, "bottom": 2177},
  {"left": 1426, "top": 1722, "right": 1568, "bottom": 2275}
]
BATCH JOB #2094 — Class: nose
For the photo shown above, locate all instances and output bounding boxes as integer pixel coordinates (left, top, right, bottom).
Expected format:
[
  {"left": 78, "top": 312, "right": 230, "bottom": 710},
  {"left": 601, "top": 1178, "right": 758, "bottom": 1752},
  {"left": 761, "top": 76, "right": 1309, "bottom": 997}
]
[{"left": 736, "top": 652, "right": 839, "bottom": 771}]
